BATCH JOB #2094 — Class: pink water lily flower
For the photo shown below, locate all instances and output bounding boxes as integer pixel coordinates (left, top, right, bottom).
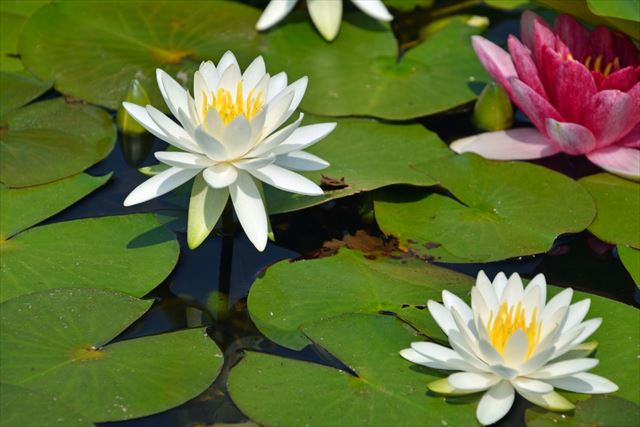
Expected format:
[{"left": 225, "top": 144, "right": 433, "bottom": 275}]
[{"left": 451, "top": 11, "right": 640, "bottom": 180}]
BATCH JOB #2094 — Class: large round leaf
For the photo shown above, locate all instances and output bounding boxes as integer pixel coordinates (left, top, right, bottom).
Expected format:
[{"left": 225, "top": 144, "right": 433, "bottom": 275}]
[
  {"left": 0, "top": 172, "right": 110, "bottom": 239},
  {"left": 248, "top": 248, "right": 472, "bottom": 350},
  {"left": 0, "top": 98, "right": 116, "bottom": 187},
  {"left": 618, "top": 245, "right": 640, "bottom": 288},
  {"left": 0, "top": 288, "right": 223, "bottom": 422},
  {"left": 0, "top": 383, "right": 93, "bottom": 427},
  {"left": 261, "top": 14, "right": 487, "bottom": 119},
  {"left": 0, "top": 214, "right": 179, "bottom": 302},
  {"left": 228, "top": 313, "right": 478, "bottom": 427},
  {"left": 526, "top": 396, "right": 640, "bottom": 427},
  {"left": 19, "top": 0, "right": 261, "bottom": 110},
  {"left": 264, "top": 116, "right": 452, "bottom": 214},
  {"left": 0, "top": 71, "right": 52, "bottom": 115},
  {"left": 587, "top": 0, "right": 640, "bottom": 22},
  {"left": 0, "top": 1, "right": 48, "bottom": 71},
  {"left": 579, "top": 173, "right": 640, "bottom": 248},
  {"left": 375, "top": 154, "right": 596, "bottom": 262}
]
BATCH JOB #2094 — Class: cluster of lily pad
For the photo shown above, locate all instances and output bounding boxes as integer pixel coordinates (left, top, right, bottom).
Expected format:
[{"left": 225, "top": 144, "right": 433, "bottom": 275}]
[{"left": 1, "top": 0, "right": 638, "bottom": 426}]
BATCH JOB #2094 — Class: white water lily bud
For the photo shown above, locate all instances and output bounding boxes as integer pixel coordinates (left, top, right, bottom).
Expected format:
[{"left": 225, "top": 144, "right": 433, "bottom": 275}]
[{"left": 117, "top": 79, "right": 150, "bottom": 134}]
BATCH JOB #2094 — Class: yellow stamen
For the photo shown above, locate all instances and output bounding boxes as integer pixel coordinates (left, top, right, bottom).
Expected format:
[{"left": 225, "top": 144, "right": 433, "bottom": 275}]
[
  {"left": 603, "top": 62, "right": 614, "bottom": 77},
  {"left": 487, "top": 302, "right": 541, "bottom": 357},
  {"left": 201, "top": 81, "right": 264, "bottom": 125},
  {"left": 593, "top": 55, "right": 603, "bottom": 73},
  {"left": 584, "top": 56, "right": 592, "bottom": 69},
  {"left": 566, "top": 53, "right": 574, "bottom": 61}
]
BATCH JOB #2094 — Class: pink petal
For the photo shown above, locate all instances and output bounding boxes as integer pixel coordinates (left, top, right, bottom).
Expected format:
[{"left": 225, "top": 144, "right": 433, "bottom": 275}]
[
  {"left": 586, "top": 146, "right": 640, "bottom": 180},
  {"left": 545, "top": 119, "right": 597, "bottom": 155},
  {"left": 510, "top": 77, "right": 564, "bottom": 135},
  {"left": 532, "top": 17, "right": 557, "bottom": 70},
  {"left": 449, "top": 128, "right": 560, "bottom": 160},
  {"left": 508, "top": 35, "right": 547, "bottom": 98},
  {"left": 520, "top": 10, "right": 548, "bottom": 52},
  {"left": 590, "top": 26, "right": 616, "bottom": 64},
  {"left": 554, "top": 15, "right": 590, "bottom": 62},
  {"left": 545, "top": 51, "right": 597, "bottom": 123},
  {"left": 599, "top": 66, "right": 640, "bottom": 92},
  {"left": 472, "top": 36, "right": 517, "bottom": 97},
  {"left": 584, "top": 90, "right": 637, "bottom": 148},
  {"left": 619, "top": 125, "right": 640, "bottom": 148}
]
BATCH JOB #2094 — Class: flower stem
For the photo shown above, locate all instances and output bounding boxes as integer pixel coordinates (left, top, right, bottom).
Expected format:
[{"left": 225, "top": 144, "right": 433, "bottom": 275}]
[{"left": 218, "top": 200, "right": 234, "bottom": 296}]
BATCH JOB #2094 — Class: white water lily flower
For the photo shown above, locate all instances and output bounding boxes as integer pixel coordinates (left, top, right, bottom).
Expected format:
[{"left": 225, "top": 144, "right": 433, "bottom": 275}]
[
  {"left": 401, "top": 272, "right": 618, "bottom": 426},
  {"left": 256, "top": 0, "right": 393, "bottom": 41},
  {"left": 122, "top": 52, "right": 335, "bottom": 251}
]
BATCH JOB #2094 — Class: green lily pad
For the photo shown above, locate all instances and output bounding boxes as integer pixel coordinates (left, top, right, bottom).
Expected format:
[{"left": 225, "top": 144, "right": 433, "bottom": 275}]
[
  {"left": 249, "top": 249, "right": 472, "bottom": 350},
  {"left": 587, "top": 0, "right": 640, "bottom": 22},
  {"left": 618, "top": 245, "right": 640, "bottom": 287},
  {"left": 0, "top": 71, "right": 52, "bottom": 115},
  {"left": 228, "top": 313, "right": 478, "bottom": 427},
  {"left": 579, "top": 173, "right": 640, "bottom": 248},
  {"left": 261, "top": 14, "right": 487, "bottom": 120},
  {"left": 0, "top": 2, "right": 47, "bottom": 71},
  {"left": 265, "top": 116, "right": 452, "bottom": 214},
  {"left": 484, "top": 0, "right": 530, "bottom": 9},
  {"left": 0, "top": 214, "right": 179, "bottom": 302},
  {"left": 0, "top": 288, "right": 223, "bottom": 422},
  {"left": 384, "top": 0, "right": 434, "bottom": 11},
  {"left": 374, "top": 154, "right": 596, "bottom": 263},
  {"left": 0, "top": 98, "right": 116, "bottom": 187},
  {"left": 19, "top": 0, "right": 261, "bottom": 110},
  {"left": 526, "top": 396, "right": 640, "bottom": 427},
  {"left": 0, "top": 382, "right": 93, "bottom": 427},
  {"left": 0, "top": 172, "right": 110, "bottom": 239}
]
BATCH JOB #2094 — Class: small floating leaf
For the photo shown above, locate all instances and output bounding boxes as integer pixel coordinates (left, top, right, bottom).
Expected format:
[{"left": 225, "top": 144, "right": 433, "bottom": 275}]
[
  {"left": 0, "top": 98, "right": 115, "bottom": 187},
  {"left": 0, "top": 214, "right": 179, "bottom": 302},
  {"left": 0, "top": 288, "right": 223, "bottom": 422}
]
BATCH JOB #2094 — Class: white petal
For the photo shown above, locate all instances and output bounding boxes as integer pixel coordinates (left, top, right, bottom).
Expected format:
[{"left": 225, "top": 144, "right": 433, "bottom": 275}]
[
  {"left": 157, "top": 69, "right": 189, "bottom": 122},
  {"left": 442, "top": 291, "right": 474, "bottom": 329},
  {"left": 272, "top": 121, "right": 336, "bottom": 155},
  {"left": 502, "top": 329, "right": 529, "bottom": 367},
  {"left": 255, "top": 0, "right": 298, "bottom": 30},
  {"left": 203, "top": 163, "right": 239, "bottom": 189},
  {"left": 250, "top": 107, "right": 268, "bottom": 144},
  {"left": 216, "top": 51, "right": 239, "bottom": 75},
  {"left": 523, "top": 273, "right": 546, "bottom": 321},
  {"left": 263, "top": 91, "right": 294, "bottom": 137},
  {"left": 199, "top": 60, "right": 220, "bottom": 91},
  {"left": 122, "top": 102, "right": 169, "bottom": 140},
  {"left": 449, "top": 307, "right": 479, "bottom": 350},
  {"left": 478, "top": 335, "right": 506, "bottom": 367},
  {"left": 223, "top": 115, "right": 253, "bottom": 159},
  {"left": 489, "top": 364, "right": 520, "bottom": 380},
  {"left": 449, "top": 128, "right": 561, "bottom": 160},
  {"left": 547, "top": 324, "right": 587, "bottom": 360},
  {"left": 308, "top": 0, "right": 342, "bottom": 41},
  {"left": 471, "top": 287, "right": 492, "bottom": 329},
  {"left": 428, "top": 377, "right": 481, "bottom": 396},
  {"left": 275, "top": 151, "right": 329, "bottom": 171},
  {"left": 267, "top": 72, "right": 288, "bottom": 102},
  {"left": 145, "top": 105, "right": 199, "bottom": 152},
  {"left": 400, "top": 348, "right": 457, "bottom": 371},
  {"left": 204, "top": 109, "right": 225, "bottom": 140},
  {"left": 155, "top": 151, "right": 214, "bottom": 169},
  {"left": 351, "top": 0, "right": 393, "bottom": 20},
  {"left": 493, "top": 272, "right": 508, "bottom": 298},
  {"left": 249, "top": 113, "right": 304, "bottom": 157},
  {"left": 194, "top": 71, "right": 212, "bottom": 121},
  {"left": 476, "top": 381, "right": 515, "bottom": 426},
  {"left": 546, "top": 372, "right": 618, "bottom": 394},
  {"left": 516, "top": 389, "right": 575, "bottom": 412},
  {"left": 528, "top": 358, "right": 599, "bottom": 380},
  {"left": 234, "top": 154, "right": 276, "bottom": 171},
  {"left": 427, "top": 300, "right": 457, "bottom": 336},
  {"left": 217, "top": 63, "right": 242, "bottom": 94},
  {"left": 283, "top": 76, "right": 308, "bottom": 118},
  {"left": 195, "top": 126, "right": 227, "bottom": 161},
  {"left": 187, "top": 175, "right": 228, "bottom": 249},
  {"left": 229, "top": 171, "right": 268, "bottom": 251},
  {"left": 123, "top": 167, "right": 200, "bottom": 206},
  {"left": 242, "top": 56, "right": 266, "bottom": 94},
  {"left": 501, "top": 273, "right": 524, "bottom": 306},
  {"left": 519, "top": 346, "right": 555, "bottom": 375},
  {"left": 475, "top": 270, "right": 500, "bottom": 312},
  {"left": 567, "top": 318, "right": 601, "bottom": 346},
  {"left": 410, "top": 342, "right": 480, "bottom": 372},
  {"left": 512, "top": 377, "right": 553, "bottom": 394},
  {"left": 541, "top": 288, "right": 573, "bottom": 322},
  {"left": 561, "top": 299, "right": 591, "bottom": 333},
  {"left": 448, "top": 331, "right": 488, "bottom": 371},
  {"left": 448, "top": 372, "right": 500, "bottom": 392},
  {"left": 539, "top": 306, "right": 569, "bottom": 344},
  {"left": 249, "top": 164, "right": 323, "bottom": 196}
]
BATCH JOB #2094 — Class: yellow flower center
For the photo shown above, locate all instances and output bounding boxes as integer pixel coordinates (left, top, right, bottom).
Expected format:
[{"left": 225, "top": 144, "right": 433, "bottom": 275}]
[
  {"left": 487, "top": 302, "right": 541, "bottom": 356},
  {"left": 201, "top": 82, "right": 264, "bottom": 125},
  {"left": 567, "top": 53, "right": 621, "bottom": 77}
]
